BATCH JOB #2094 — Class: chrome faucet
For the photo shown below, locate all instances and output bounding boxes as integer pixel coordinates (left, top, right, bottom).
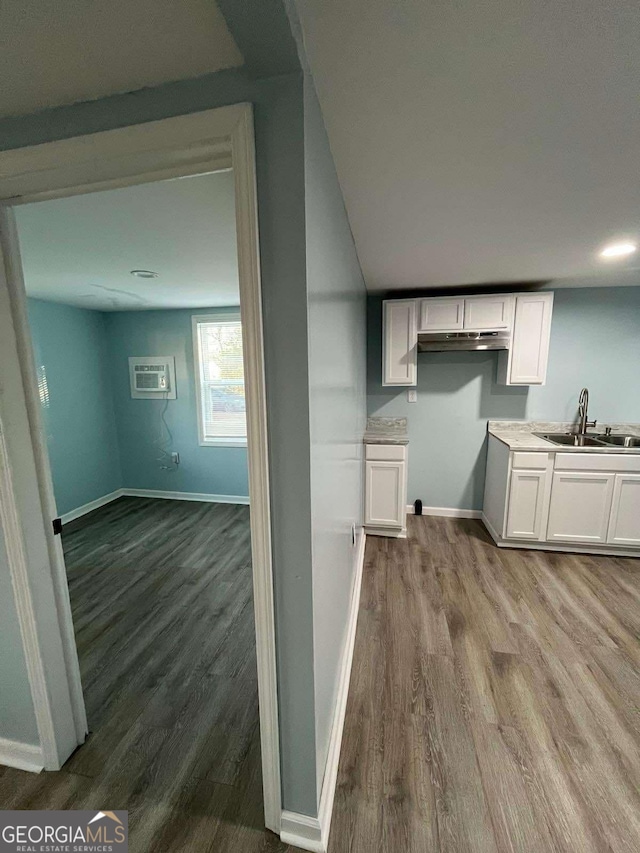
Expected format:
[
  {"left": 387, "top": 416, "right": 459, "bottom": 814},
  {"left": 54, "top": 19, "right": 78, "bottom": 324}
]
[{"left": 577, "top": 387, "right": 597, "bottom": 434}]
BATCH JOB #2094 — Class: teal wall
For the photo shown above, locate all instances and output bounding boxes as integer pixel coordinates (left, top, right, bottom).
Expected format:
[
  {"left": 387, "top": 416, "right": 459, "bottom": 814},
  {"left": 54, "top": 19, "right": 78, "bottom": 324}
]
[
  {"left": 105, "top": 308, "right": 248, "bottom": 497},
  {"left": 304, "top": 75, "right": 367, "bottom": 794},
  {"left": 28, "top": 299, "right": 122, "bottom": 516},
  {"left": 0, "top": 525, "right": 39, "bottom": 744},
  {"left": 1, "top": 67, "right": 320, "bottom": 815},
  {"left": 368, "top": 286, "right": 640, "bottom": 511},
  {"left": 27, "top": 301, "right": 249, "bottom": 508}
]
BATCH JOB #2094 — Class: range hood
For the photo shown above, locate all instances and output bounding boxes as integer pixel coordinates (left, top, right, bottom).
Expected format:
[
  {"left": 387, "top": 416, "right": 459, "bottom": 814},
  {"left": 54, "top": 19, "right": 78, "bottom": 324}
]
[{"left": 418, "top": 330, "right": 510, "bottom": 352}]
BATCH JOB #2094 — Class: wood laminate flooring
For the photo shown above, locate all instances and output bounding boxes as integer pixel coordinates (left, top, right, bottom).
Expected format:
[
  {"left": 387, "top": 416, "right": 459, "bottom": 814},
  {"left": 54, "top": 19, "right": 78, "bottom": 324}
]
[
  {"left": 328, "top": 516, "right": 640, "bottom": 853},
  {"left": 0, "top": 497, "right": 281, "bottom": 852},
  {"left": 1, "top": 509, "right": 639, "bottom": 853}
]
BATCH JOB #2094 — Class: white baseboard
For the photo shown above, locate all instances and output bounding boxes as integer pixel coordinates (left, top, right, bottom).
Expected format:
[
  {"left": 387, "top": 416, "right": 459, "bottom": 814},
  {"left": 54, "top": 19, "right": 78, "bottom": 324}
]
[
  {"left": 60, "top": 489, "right": 125, "bottom": 524},
  {"left": 280, "top": 529, "right": 366, "bottom": 853},
  {"left": 60, "top": 488, "right": 250, "bottom": 524},
  {"left": 0, "top": 737, "right": 44, "bottom": 773},
  {"left": 281, "top": 812, "right": 323, "bottom": 853},
  {"left": 364, "top": 525, "right": 406, "bottom": 538},
  {"left": 481, "top": 514, "right": 640, "bottom": 559},
  {"left": 407, "top": 504, "right": 482, "bottom": 519},
  {"left": 122, "top": 489, "right": 250, "bottom": 505},
  {"left": 481, "top": 512, "right": 501, "bottom": 542}
]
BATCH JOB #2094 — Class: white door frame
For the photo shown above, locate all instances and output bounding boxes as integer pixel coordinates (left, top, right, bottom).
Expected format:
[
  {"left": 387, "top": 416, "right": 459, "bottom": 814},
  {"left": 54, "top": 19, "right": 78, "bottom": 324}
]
[{"left": 0, "top": 104, "right": 282, "bottom": 833}]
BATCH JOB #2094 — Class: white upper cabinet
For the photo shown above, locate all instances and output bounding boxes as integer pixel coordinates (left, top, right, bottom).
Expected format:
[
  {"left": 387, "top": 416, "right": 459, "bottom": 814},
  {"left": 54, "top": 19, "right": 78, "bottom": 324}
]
[
  {"left": 384, "top": 290, "right": 554, "bottom": 387},
  {"left": 504, "top": 292, "right": 554, "bottom": 385},
  {"left": 383, "top": 299, "right": 417, "bottom": 386},
  {"left": 463, "top": 295, "right": 513, "bottom": 330},
  {"left": 419, "top": 297, "right": 464, "bottom": 331}
]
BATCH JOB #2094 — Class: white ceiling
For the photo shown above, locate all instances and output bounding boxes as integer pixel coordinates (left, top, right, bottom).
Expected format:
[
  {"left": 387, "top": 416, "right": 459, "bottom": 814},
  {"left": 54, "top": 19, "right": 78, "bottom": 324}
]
[
  {"left": 16, "top": 171, "right": 240, "bottom": 311},
  {"left": 0, "top": 0, "right": 242, "bottom": 118},
  {"left": 295, "top": 0, "right": 640, "bottom": 291}
]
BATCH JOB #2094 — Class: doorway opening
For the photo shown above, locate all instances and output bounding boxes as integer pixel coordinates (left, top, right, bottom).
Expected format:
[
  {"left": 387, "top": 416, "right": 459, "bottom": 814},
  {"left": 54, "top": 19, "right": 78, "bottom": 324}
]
[{"left": 0, "top": 106, "right": 280, "bottom": 838}]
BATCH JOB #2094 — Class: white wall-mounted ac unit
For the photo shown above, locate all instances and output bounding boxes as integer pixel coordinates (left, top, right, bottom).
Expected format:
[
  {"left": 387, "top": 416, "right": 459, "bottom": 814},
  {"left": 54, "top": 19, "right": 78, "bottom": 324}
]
[{"left": 128, "top": 356, "right": 176, "bottom": 399}]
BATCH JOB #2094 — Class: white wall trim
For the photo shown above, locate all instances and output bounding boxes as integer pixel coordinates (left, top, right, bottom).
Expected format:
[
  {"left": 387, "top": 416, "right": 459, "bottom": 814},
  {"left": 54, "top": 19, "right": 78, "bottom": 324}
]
[
  {"left": 280, "top": 812, "right": 323, "bottom": 853},
  {"left": 60, "top": 489, "right": 251, "bottom": 525},
  {"left": 481, "top": 514, "right": 640, "bottom": 558},
  {"left": 0, "top": 104, "right": 281, "bottom": 830},
  {"left": 407, "top": 504, "right": 482, "bottom": 519},
  {"left": 122, "top": 489, "right": 250, "bottom": 505},
  {"left": 481, "top": 512, "right": 501, "bottom": 543},
  {"left": 0, "top": 420, "right": 61, "bottom": 768},
  {"left": 60, "top": 490, "right": 125, "bottom": 524},
  {"left": 0, "top": 737, "right": 44, "bottom": 773},
  {"left": 281, "top": 530, "right": 366, "bottom": 853}
]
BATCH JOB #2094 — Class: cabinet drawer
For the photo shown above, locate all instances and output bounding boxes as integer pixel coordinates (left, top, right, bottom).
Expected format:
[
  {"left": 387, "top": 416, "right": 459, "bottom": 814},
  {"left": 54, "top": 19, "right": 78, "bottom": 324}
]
[
  {"left": 554, "top": 453, "right": 640, "bottom": 473},
  {"left": 511, "top": 452, "right": 550, "bottom": 470},
  {"left": 365, "top": 443, "right": 406, "bottom": 461}
]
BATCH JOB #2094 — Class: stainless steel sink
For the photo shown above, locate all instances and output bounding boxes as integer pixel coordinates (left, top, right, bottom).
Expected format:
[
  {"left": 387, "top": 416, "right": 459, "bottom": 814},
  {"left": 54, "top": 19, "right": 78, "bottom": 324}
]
[
  {"left": 597, "top": 434, "right": 640, "bottom": 448},
  {"left": 534, "top": 433, "right": 608, "bottom": 447}
]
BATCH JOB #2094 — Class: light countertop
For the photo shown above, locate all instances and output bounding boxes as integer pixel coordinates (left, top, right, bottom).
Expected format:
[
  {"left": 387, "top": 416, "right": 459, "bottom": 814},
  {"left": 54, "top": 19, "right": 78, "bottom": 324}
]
[
  {"left": 363, "top": 416, "right": 409, "bottom": 445},
  {"left": 488, "top": 420, "right": 640, "bottom": 452}
]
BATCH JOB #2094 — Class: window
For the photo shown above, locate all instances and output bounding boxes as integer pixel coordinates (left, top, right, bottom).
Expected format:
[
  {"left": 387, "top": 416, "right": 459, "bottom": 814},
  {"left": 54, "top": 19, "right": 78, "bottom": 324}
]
[{"left": 192, "top": 313, "right": 246, "bottom": 446}]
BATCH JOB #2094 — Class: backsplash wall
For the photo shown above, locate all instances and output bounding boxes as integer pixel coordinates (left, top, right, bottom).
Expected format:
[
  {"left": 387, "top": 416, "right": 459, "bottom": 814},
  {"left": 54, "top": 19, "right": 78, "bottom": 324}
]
[{"left": 367, "top": 286, "right": 640, "bottom": 511}]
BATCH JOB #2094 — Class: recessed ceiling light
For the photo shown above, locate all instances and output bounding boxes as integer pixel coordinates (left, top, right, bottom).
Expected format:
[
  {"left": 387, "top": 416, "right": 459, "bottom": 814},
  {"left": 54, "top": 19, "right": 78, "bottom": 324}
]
[
  {"left": 130, "top": 269, "right": 159, "bottom": 278},
  {"left": 599, "top": 242, "right": 637, "bottom": 259}
]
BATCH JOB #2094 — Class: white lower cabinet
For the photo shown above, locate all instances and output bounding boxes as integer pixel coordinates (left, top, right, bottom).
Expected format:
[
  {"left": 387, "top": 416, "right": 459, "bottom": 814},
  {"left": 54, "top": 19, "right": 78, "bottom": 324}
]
[
  {"left": 364, "top": 444, "right": 407, "bottom": 536},
  {"left": 483, "top": 436, "right": 640, "bottom": 555},
  {"left": 607, "top": 474, "right": 640, "bottom": 546},
  {"left": 546, "top": 471, "right": 615, "bottom": 543},
  {"left": 506, "top": 468, "right": 548, "bottom": 540}
]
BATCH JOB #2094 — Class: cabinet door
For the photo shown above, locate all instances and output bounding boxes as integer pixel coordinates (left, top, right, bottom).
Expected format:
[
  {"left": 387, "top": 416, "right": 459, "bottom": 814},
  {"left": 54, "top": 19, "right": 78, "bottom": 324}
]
[
  {"left": 607, "top": 474, "right": 640, "bottom": 546},
  {"left": 505, "top": 469, "right": 548, "bottom": 540},
  {"left": 365, "top": 460, "right": 405, "bottom": 527},
  {"left": 464, "top": 295, "right": 513, "bottom": 331},
  {"left": 546, "top": 471, "right": 615, "bottom": 543},
  {"left": 383, "top": 299, "right": 417, "bottom": 386},
  {"left": 507, "top": 292, "right": 553, "bottom": 385},
  {"left": 419, "top": 297, "right": 464, "bottom": 331}
]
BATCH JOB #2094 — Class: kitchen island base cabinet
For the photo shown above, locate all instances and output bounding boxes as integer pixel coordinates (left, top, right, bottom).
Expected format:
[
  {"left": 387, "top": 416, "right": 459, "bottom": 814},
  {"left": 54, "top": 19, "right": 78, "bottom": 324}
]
[
  {"left": 483, "top": 435, "right": 640, "bottom": 557},
  {"left": 364, "top": 444, "right": 407, "bottom": 538}
]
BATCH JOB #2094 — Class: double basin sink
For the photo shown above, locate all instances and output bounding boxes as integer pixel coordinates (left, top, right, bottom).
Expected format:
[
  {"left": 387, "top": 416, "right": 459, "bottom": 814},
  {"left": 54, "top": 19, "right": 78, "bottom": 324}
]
[{"left": 534, "top": 432, "right": 640, "bottom": 449}]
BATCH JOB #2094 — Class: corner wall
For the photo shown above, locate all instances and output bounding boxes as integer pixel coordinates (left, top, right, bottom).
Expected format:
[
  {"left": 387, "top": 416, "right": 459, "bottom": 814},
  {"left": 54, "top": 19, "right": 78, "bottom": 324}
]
[
  {"left": 304, "top": 76, "right": 367, "bottom": 799},
  {"left": 367, "top": 286, "right": 640, "bottom": 511},
  {"left": 0, "top": 69, "right": 326, "bottom": 818},
  {"left": 27, "top": 299, "right": 122, "bottom": 516},
  {"left": 0, "top": 524, "right": 39, "bottom": 745},
  {"left": 104, "top": 308, "right": 249, "bottom": 498}
]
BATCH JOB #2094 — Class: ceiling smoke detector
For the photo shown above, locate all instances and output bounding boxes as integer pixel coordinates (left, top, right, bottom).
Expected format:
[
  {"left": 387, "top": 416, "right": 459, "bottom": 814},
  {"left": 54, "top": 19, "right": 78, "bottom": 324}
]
[{"left": 130, "top": 269, "right": 159, "bottom": 278}]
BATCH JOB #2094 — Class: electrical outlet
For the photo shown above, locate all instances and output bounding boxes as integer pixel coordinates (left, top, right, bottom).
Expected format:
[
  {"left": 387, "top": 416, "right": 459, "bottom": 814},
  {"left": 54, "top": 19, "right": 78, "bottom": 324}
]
[
  {"left": 407, "top": 389, "right": 417, "bottom": 403},
  {"left": 171, "top": 451, "right": 180, "bottom": 465}
]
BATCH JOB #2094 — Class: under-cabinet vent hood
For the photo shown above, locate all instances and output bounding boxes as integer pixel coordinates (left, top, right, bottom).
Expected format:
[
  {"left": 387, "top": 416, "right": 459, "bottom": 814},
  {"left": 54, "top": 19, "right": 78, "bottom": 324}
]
[{"left": 417, "top": 330, "right": 510, "bottom": 352}]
